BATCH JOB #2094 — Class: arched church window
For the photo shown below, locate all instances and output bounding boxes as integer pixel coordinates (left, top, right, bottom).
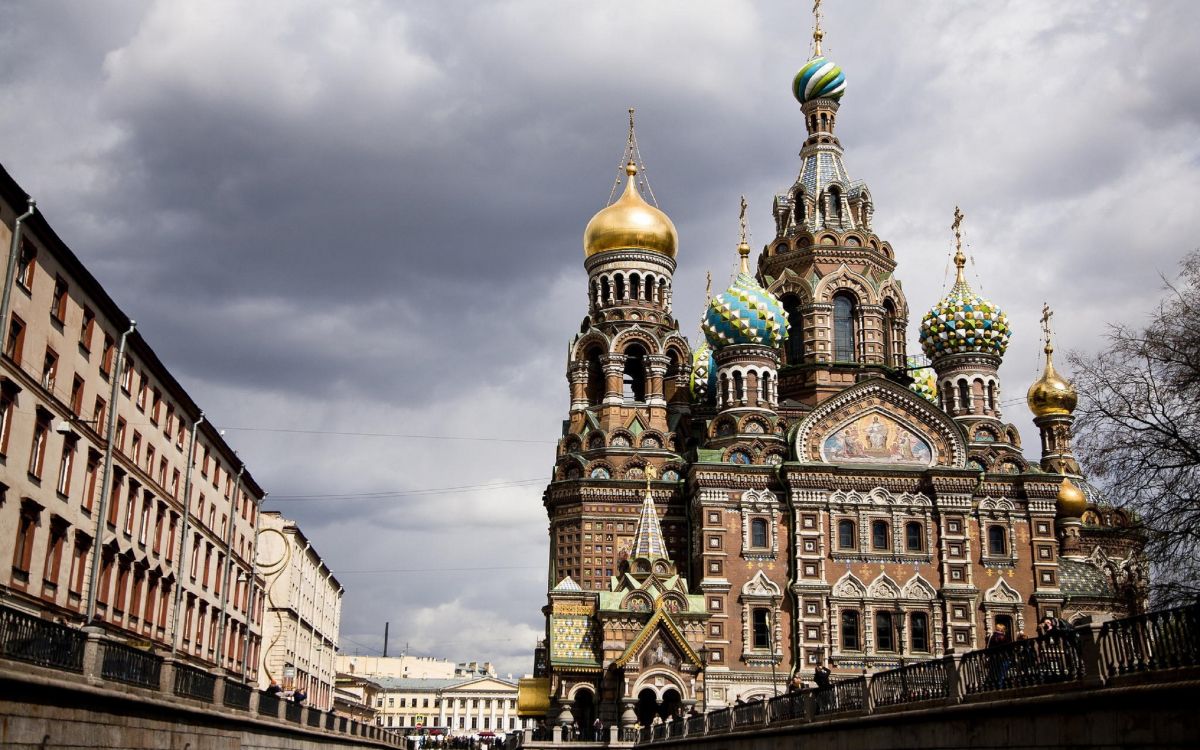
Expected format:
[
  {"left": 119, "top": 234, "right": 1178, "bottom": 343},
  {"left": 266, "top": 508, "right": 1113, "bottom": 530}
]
[
  {"left": 883, "top": 299, "right": 897, "bottom": 367},
  {"left": 752, "top": 608, "right": 771, "bottom": 649},
  {"left": 664, "top": 349, "right": 682, "bottom": 403},
  {"left": 629, "top": 273, "right": 640, "bottom": 300},
  {"left": 782, "top": 294, "right": 805, "bottom": 365},
  {"left": 957, "top": 380, "right": 971, "bottom": 412},
  {"left": 585, "top": 346, "right": 604, "bottom": 405},
  {"left": 615, "top": 275, "right": 626, "bottom": 301},
  {"left": 644, "top": 275, "right": 654, "bottom": 302},
  {"left": 905, "top": 522, "right": 923, "bottom": 552},
  {"left": 841, "top": 610, "right": 860, "bottom": 651},
  {"left": 794, "top": 191, "right": 806, "bottom": 225},
  {"left": 837, "top": 520, "right": 856, "bottom": 550},
  {"left": 732, "top": 371, "right": 744, "bottom": 402},
  {"left": 658, "top": 278, "right": 667, "bottom": 306},
  {"left": 910, "top": 612, "right": 929, "bottom": 652},
  {"left": 987, "top": 381, "right": 998, "bottom": 412},
  {"left": 622, "top": 344, "right": 647, "bottom": 402},
  {"left": 600, "top": 276, "right": 611, "bottom": 304},
  {"left": 987, "top": 525, "right": 1007, "bottom": 556},
  {"left": 750, "top": 518, "right": 768, "bottom": 548},
  {"left": 875, "top": 611, "right": 895, "bottom": 652},
  {"left": 833, "top": 293, "right": 856, "bottom": 362},
  {"left": 828, "top": 187, "right": 842, "bottom": 222},
  {"left": 871, "top": 520, "right": 890, "bottom": 551},
  {"left": 761, "top": 371, "right": 772, "bottom": 405},
  {"left": 719, "top": 373, "right": 729, "bottom": 407}
]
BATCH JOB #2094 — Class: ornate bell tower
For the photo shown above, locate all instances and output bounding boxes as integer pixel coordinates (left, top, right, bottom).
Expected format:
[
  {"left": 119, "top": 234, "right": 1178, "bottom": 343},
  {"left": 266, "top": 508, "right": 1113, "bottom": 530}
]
[{"left": 758, "top": 4, "right": 910, "bottom": 405}]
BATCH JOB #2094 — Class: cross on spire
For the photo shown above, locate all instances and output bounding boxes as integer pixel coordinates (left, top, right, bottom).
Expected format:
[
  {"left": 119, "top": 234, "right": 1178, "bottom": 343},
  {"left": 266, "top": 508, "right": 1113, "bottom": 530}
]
[
  {"left": 737, "top": 196, "right": 751, "bottom": 274},
  {"left": 812, "top": 0, "right": 825, "bottom": 57},
  {"left": 1040, "top": 302, "right": 1055, "bottom": 355},
  {"left": 951, "top": 206, "right": 967, "bottom": 284}
]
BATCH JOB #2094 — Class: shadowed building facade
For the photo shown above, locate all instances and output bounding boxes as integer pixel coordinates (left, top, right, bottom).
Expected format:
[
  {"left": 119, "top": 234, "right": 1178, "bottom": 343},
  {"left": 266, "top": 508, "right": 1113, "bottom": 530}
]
[{"left": 532, "top": 6, "right": 1144, "bottom": 731}]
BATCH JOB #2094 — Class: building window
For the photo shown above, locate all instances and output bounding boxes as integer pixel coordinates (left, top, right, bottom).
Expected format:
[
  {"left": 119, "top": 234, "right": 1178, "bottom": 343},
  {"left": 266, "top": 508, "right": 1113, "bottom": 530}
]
[
  {"left": 0, "top": 389, "right": 14, "bottom": 456},
  {"left": 100, "top": 334, "right": 115, "bottom": 378},
  {"left": 987, "top": 525, "right": 1007, "bottom": 556},
  {"left": 752, "top": 608, "right": 771, "bottom": 649},
  {"left": 875, "top": 611, "right": 894, "bottom": 651},
  {"left": 871, "top": 520, "right": 889, "bottom": 551},
  {"left": 782, "top": 294, "right": 805, "bottom": 364},
  {"left": 905, "top": 522, "right": 923, "bottom": 552},
  {"left": 12, "top": 503, "right": 41, "bottom": 584},
  {"left": 28, "top": 411, "right": 50, "bottom": 478},
  {"left": 15, "top": 240, "right": 36, "bottom": 290},
  {"left": 911, "top": 612, "right": 929, "bottom": 652},
  {"left": 833, "top": 293, "right": 856, "bottom": 362},
  {"left": 70, "top": 375, "right": 84, "bottom": 415},
  {"left": 79, "top": 307, "right": 95, "bottom": 350},
  {"left": 6, "top": 315, "right": 26, "bottom": 365},
  {"left": 837, "top": 519, "right": 856, "bottom": 550},
  {"left": 841, "top": 610, "right": 860, "bottom": 651},
  {"left": 750, "top": 518, "right": 768, "bottom": 548},
  {"left": 57, "top": 439, "right": 76, "bottom": 496},
  {"left": 41, "top": 347, "right": 58, "bottom": 390}
]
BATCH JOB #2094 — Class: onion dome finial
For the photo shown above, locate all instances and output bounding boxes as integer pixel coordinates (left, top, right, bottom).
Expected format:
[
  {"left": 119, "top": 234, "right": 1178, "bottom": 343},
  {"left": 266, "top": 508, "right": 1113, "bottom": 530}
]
[
  {"left": 1028, "top": 303, "right": 1078, "bottom": 417},
  {"left": 918, "top": 207, "right": 1012, "bottom": 361},
  {"left": 793, "top": 0, "right": 845, "bottom": 103},
  {"left": 702, "top": 198, "right": 789, "bottom": 349},
  {"left": 1057, "top": 477, "right": 1087, "bottom": 518},
  {"left": 583, "top": 109, "right": 678, "bottom": 258}
]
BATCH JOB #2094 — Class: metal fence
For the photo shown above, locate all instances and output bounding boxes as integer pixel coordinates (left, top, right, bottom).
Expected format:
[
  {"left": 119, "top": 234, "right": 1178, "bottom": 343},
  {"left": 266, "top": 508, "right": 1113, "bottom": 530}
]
[
  {"left": 706, "top": 708, "right": 731, "bottom": 733},
  {"left": 307, "top": 708, "right": 324, "bottom": 727},
  {"left": 223, "top": 679, "right": 251, "bottom": 710},
  {"left": 258, "top": 690, "right": 281, "bottom": 717},
  {"left": 174, "top": 662, "right": 216, "bottom": 702},
  {"left": 960, "top": 630, "right": 1083, "bottom": 695},
  {"left": 767, "top": 691, "right": 805, "bottom": 723},
  {"left": 100, "top": 640, "right": 162, "bottom": 688},
  {"left": 732, "top": 700, "right": 765, "bottom": 727},
  {"left": 285, "top": 700, "right": 303, "bottom": 723},
  {"left": 0, "top": 606, "right": 86, "bottom": 673},
  {"left": 814, "top": 676, "right": 865, "bottom": 716},
  {"left": 870, "top": 657, "right": 949, "bottom": 707},
  {"left": 1100, "top": 602, "right": 1200, "bottom": 677}
]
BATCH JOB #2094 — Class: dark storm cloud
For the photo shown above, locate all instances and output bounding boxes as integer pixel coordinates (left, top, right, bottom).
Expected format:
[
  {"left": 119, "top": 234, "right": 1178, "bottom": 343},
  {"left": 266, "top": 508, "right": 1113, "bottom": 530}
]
[{"left": 1, "top": 0, "right": 1197, "bottom": 674}]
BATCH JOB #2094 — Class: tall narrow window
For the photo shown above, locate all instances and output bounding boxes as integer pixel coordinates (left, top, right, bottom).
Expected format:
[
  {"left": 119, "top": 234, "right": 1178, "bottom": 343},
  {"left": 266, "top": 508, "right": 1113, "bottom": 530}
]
[
  {"left": 52, "top": 277, "right": 69, "bottom": 322},
  {"left": 752, "top": 608, "right": 771, "bottom": 649},
  {"left": 871, "top": 520, "right": 890, "bottom": 551},
  {"left": 833, "top": 294, "right": 856, "bottom": 362},
  {"left": 79, "top": 307, "right": 95, "bottom": 350},
  {"left": 57, "top": 440, "right": 75, "bottom": 496},
  {"left": 761, "top": 371, "right": 772, "bottom": 405},
  {"left": 622, "top": 345, "right": 646, "bottom": 402},
  {"left": 83, "top": 451, "right": 100, "bottom": 512},
  {"left": 6, "top": 315, "right": 26, "bottom": 365},
  {"left": 793, "top": 191, "right": 806, "bottom": 224},
  {"left": 905, "top": 521, "right": 923, "bottom": 552},
  {"left": 12, "top": 503, "right": 40, "bottom": 584},
  {"left": 28, "top": 412, "right": 50, "bottom": 478},
  {"left": 882, "top": 299, "right": 897, "bottom": 367},
  {"left": 837, "top": 519, "right": 856, "bottom": 550},
  {"left": 750, "top": 518, "right": 768, "bottom": 548},
  {"left": 15, "top": 241, "right": 36, "bottom": 289},
  {"left": 43, "top": 519, "right": 67, "bottom": 590},
  {"left": 841, "top": 610, "right": 860, "bottom": 651},
  {"left": 828, "top": 187, "right": 843, "bottom": 222},
  {"left": 911, "top": 612, "right": 929, "bottom": 652},
  {"left": 987, "top": 381, "right": 998, "bottom": 412},
  {"left": 0, "top": 388, "right": 14, "bottom": 455},
  {"left": 957, "top": 380, "right": 970, "bottom": 413},
  {"left": 783, "top": 295, "right": 805, "bottom": 364},
  {"left": 988, "top": 525, "right": 1008, "bottom": 556},
  {"left": 70, "top": 375, "right": 84, "bottom": 415},
  {"left": 732, "top": 371, "right": 744, "bottom": 402},
  {"left": 874, "top": 611, "right": 894, "bottom": 651},
  {"left": 629, "top": 273, "right": 640, "bottom": 300},
  {"left": 42, "top": 347, "right": 58, "bottom": 390},
  {"left": 100, "top": 335, "right": 115, "bottom": 378}
]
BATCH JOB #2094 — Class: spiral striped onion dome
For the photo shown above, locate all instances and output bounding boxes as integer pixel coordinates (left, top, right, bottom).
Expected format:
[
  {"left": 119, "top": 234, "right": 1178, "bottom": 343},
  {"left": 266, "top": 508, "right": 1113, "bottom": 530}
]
[
  {"left": 907, "top": 356, "right": 938, "bottom": 403},
  {"left": 919, "top": 255, "right": 1011, "bottom": 361},
  {"left": 793, "top": 56, "right": 846, "bottom": 104},
  {"left": 703, "top": 244, "right": 789, "bottom": 349}
]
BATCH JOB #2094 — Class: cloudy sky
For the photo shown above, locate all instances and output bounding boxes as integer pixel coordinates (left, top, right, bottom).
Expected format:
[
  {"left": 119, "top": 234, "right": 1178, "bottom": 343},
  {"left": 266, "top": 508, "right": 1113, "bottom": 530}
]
[{"left": 2, "top": 0, "right": 1197, "bottom": 676}]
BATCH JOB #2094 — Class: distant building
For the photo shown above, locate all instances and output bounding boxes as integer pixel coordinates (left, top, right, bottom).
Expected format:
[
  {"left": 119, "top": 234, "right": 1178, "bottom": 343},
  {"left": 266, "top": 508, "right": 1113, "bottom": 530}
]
[
  {"left": 0, "top": 162, "right": 266, "bottom": 680},
  {"left": 372, "top": 676, "right": 530, "bottom": 736},
  {"left": 257, "top": 511, "right": 343, "bottom": 710},
  {"left": 337, "top": 653, "right": 457, "bottom": 680},
  {"left": 335, "top": 672, "right": 382, "bottom": 724}
]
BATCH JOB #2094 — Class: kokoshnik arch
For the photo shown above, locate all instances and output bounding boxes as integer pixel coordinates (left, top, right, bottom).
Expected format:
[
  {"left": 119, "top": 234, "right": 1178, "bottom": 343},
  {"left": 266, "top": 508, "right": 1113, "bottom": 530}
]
[{"left": 524, "top": 5, "right": 1145, "bottom": 731}]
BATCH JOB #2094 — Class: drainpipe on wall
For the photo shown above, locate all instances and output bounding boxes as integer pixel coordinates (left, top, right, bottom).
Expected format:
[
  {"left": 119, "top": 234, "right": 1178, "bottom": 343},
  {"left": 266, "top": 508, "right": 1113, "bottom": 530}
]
[
  {"left": 0, "top": 199, "right": 36, "bottom": 336},
  {"left": 215, "top": 463, "right": 244, "bottom": 671},
  {"left": 84, "top": 320, "right": 136, "bottom": 624},
  {"left": 171, "top": 412, "right": 205, "bottom": 654}
]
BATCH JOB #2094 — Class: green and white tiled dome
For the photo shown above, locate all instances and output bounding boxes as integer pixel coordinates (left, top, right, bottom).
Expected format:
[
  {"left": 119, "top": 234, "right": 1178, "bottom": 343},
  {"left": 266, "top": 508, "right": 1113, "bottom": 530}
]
[
  {"left": 919, "top": 279, "right": 1011, "bottom": 360},
  {"left": 702, "top": 269, "right": 789, "bottom": 349}
]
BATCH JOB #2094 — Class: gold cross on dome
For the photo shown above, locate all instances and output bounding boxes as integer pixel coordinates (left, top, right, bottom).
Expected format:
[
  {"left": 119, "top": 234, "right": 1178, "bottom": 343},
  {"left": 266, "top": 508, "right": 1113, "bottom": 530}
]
[
  {"left": 812, "top": 0, "right": 824, "bottom": 56},
  {"left": 738, "top": 195, "right": 749, "bottom": 245},
  {"left": 1040, "top": 303, "right": 1055, "bottom": 352}
]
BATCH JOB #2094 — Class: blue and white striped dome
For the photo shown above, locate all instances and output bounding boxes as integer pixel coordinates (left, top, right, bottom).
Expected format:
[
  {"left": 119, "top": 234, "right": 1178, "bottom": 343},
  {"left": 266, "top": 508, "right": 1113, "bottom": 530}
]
[{"left": 793, "top": 56, "right": 846, "bottom": 104}]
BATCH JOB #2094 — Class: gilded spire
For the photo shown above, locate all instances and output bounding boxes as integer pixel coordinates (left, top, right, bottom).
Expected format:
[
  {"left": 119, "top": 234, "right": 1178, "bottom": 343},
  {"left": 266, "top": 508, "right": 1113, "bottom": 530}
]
[
  {"left": 737, "top": 195, "right": 751, "bottom": 274},
  {"left": 812, "top": 0, "right": 824, "bottom": 58},
  {"left": 951, "top": 206, "right": 967, "bottom": 286},
  {"left": 1028, "top": 302, "right": 1077, "bottom": 417},
  {"left": 1040, "top": 302, "right": 1055, "bottom": 356}
]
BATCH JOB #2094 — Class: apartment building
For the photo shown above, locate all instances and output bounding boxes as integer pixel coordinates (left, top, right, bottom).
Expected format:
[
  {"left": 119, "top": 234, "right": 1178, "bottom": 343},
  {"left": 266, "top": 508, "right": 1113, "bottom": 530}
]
[
  {"left": 0, "top": 162, "right": 266, "bottom": 679},
  {"left": 257, "top": 511, "right": 343, "bottom": 710}
]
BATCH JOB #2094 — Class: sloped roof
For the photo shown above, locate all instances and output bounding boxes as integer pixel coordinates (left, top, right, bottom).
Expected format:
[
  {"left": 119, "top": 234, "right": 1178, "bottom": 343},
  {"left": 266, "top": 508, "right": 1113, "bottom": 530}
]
[{"left": 1058, "top": 559, "right": 1116, "bottom": 599}]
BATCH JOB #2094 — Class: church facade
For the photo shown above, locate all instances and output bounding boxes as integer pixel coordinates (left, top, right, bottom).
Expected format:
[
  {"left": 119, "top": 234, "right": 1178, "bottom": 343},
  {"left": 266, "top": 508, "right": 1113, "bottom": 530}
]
[{"left": 533, "top": 16, "right": 1143, "bottom": 730}]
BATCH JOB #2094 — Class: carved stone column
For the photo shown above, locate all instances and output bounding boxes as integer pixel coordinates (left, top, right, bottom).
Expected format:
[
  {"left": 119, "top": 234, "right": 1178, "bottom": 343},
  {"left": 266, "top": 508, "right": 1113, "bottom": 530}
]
[
  {"left": 568, "top": 361, "right": 590, "bottom": 412},
  {"left": 602, "top": 354, "right": 626, "bottom": 406}
]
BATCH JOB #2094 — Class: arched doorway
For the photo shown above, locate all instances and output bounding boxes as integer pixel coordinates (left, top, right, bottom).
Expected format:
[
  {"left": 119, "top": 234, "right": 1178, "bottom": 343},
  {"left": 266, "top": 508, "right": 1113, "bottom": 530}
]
[
  {"left": 573, "top": 689, "right": 596, "bottom": 737},
  {"left": 635, "top": 688, "right": 658, "bottom": 726},
  {"left": 660, "top": 688, "right": 681, "bottom": 721}
]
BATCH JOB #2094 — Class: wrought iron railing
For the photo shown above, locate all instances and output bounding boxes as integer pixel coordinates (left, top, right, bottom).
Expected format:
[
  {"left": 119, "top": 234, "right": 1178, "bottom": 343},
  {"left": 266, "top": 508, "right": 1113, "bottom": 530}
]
[
  {"left": 100, "top": 640, "right": 162, "bottom": 688},
  {"left": 668, "top": 719, "right": 686, "bottom": 738},
  {"left": 706, "top": 707, "right": 731, "bottom": 733},
  {"left": 174, "top": 662, "right": 216, "bottom": 701},
  {"left": 767, "top": 690, "right": 806, "bottom": 723},
  {"left": 685, "top": 714, "right": 707, "bottom": 736},
  {"left": 732, "top": 699, "right": 765, "bottom": 728},
  {"left": 870, "top": 658, "right": 948, "bottom": 707},
  {"left": 813, "top": 676, "right": 865, "bottom": 716},
  {"left": 223, "top": 679, "right": 251, "bottom": 710},
  {"left": 0, "top": 605, "right": 86, "bottom": 672},
  {"left": 1100, "top": 602, "right": 1200, "bottom": 676},
  {"left": 960, "top": 630, "right": 1083, "bottom": 695},
  {"left": 258, "top": 690, "right": 281, "bottom": 717}
]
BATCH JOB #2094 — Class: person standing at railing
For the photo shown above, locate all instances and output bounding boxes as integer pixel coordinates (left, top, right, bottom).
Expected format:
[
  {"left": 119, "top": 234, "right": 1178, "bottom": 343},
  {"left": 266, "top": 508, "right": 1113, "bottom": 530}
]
[{"left": 985, "top": 624, "right": 1012, "bottom": 688}]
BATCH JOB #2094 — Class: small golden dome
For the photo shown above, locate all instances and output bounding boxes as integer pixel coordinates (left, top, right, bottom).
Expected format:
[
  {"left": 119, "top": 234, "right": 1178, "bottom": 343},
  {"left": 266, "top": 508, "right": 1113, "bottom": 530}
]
[
  {"left": 1057, "top": 477, "right": 1087, "bottom": 518},
  {"left": 1027, "top": 344, "right": 1078, "bottom": 417},
  {"left": 583, "top": 162, "right": 678, "bottom": 259}
]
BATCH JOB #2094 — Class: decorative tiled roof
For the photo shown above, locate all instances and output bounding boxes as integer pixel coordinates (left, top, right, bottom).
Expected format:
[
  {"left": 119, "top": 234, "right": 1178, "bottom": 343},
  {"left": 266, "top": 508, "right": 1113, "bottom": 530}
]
[
  {"left": 630, "top": 491, "right": 669, "bottom": 562},
  {"left": 702, "top": 271, "right": 788, "bottom": 349},
  {"left": 1058, "top": 559, "right": 1116, "bottom": 599},
  {"left": 552, "top": 576, "right": 583, "bottom": 593}
]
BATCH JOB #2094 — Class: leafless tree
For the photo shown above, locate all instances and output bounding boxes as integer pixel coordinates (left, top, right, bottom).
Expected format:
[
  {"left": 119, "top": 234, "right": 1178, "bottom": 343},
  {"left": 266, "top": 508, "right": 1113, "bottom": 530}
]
[{"left": 1069, "top": 250, "right": 1200, "bottom": 606}]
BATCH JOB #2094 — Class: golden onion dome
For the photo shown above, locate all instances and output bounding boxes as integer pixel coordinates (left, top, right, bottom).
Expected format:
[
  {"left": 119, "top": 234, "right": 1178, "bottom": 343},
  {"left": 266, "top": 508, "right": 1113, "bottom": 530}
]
[
  {"left": 1027, "top": 341, "right": 1077, "bottom": 418},
  {"left": 583, "top": 162, "right": 678, "bottom": 259},
  {"left": 1056, "top": 477, "right": 1087, "bottom": 518}
]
